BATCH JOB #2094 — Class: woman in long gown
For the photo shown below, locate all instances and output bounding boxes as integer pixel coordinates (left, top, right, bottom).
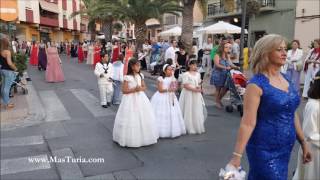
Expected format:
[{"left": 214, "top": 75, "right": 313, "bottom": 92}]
[
  {"left": 113, "top": 58, "right": 158, "bottom": 147},
  {"left": 38, "top": 41, "right": 47, "bottom": 71},
  {"left": 87, "top": 42, "right": 94, "bottom": 65},
  {"left": 228, "top": 34, "right": 312, "bottom": 179},
  {"left": 93, "top": 42, "right": 101, "bottom": 68},
  {"left": 124, "top": 42, "right": 134, "bottom": 75},
  {"left": 151, "top": 64, "right": 186, "bottom": 138},
  {"left": 29, "top": 41, "right": 38, "bottom": 66},
  {"left": 66, "top": 42, "right": 71, "bottom": 58},
  {"left": 293, "top": 70, "right": 320, "bottom": 180},
  {"left": 78, "top": 42, "right": 84, "bottom": 63},
  {"left": 45, "top": 43, "right": 65, "bottom": 83}
]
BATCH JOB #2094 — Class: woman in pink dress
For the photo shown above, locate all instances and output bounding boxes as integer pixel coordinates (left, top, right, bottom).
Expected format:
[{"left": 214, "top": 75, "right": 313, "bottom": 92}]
[
  {"left": 46, "top": 43, "right": 65, "bottom": 83},
  {"left": 78, "top": 42, "right": 84, "bottom": 63},
  {"left": 124, "top": 42, "right": 134, "bottom": 75},
  {"left": 29, "top": 41, "right": 38, "bottom": 66}
]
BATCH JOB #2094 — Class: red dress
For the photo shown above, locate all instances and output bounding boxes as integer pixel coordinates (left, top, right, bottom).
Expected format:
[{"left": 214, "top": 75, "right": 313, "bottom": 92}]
[
  {"left": 93, "top": 46, "right": 101, "bottom": 67},
  {"left": 112, "top": 46, "right": 119, "bottom": 63},
  {"left": 78, "top": 45, "right": 84, "bottom": 63},
  {"left": 29, "top": 45, "right": 38, "bottom": 66},
  {"left": 124, "top": 48, "right": 134, "bottom": 75}
]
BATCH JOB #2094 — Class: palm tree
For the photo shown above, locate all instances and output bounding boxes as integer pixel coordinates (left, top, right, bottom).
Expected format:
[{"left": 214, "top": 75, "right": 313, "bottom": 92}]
[
  {"left": 101, "top": 0, "right": 182, "bottom": 53},
  {"left": 180, "top": 0, "right": 207, "bottom": 54},
  {"left": 71, "top": 0, "right": 116, "bottom": 42}
]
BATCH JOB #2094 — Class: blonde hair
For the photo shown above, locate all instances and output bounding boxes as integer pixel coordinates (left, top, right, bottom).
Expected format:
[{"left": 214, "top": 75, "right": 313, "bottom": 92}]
[{"left": 250, "top": 34, "right": 287, "bottom": 74}]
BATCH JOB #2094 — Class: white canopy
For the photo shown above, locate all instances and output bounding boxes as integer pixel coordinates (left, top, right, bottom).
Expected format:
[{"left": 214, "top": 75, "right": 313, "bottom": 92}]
[
  {"left": 201, "top": 21, "right": 248, "bottom": 34},
  {"left": 158, "top": 26, "right": 181, "bottom": 37},
  {"left": 97, "top": 35, "right": 120, "bottom": 40},
  {"left": 158, "top": 26, "right": 200, "bottom": 37}
]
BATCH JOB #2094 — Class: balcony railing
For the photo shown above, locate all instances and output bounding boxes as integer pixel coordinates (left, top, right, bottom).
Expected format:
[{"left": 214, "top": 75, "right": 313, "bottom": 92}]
[
  {"left": 207, "top": 1, "right": 242, "bottom": 17},
  {"left": 207, "top": 0, "right": 275, "bottom": 17},
  {"left": 40, "top": 16, "right": 59, "bottom": 27},
  {"left": 259, "top": 0, "right": 275, "bottom": 7}
]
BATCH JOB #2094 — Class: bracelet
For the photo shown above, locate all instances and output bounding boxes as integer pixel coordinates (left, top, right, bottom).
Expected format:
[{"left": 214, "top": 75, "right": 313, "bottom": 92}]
[{"left": 233, "top": 152, "right": 243, "bottom": 158}]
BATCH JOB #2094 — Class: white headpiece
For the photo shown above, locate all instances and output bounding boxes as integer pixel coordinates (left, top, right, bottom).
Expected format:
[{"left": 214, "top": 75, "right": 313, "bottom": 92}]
[{"left": 163, "top": 64, "right": 170, "bottom": 73}]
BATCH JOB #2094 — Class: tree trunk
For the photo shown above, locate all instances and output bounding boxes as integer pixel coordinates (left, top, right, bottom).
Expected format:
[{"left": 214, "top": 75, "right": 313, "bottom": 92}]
[
  {"left": 90, "top": 26, "right": 96, "bottom": 41},
  {"left": 134, "top": 20, "right": 147, "bottom": 56},
  {"left": 102, "top": 19, "right": 113, "bottom": 42},
  {"left": 181, "top": 0, "right": 196, "bottom": 55}
]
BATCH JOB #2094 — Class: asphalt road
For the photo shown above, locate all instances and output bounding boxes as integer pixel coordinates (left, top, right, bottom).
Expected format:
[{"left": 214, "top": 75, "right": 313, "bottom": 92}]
[{"left": 1, "top": 54, "right": 302, "bottom": 180}]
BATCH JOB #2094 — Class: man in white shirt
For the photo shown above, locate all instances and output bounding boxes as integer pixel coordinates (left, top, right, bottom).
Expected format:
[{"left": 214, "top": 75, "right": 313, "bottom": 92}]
[
  {"left": 202, "top": 37, "right": 213, "bottom": 75},
  {"left": 228, "top": 37, "right": 240, "bottom": 66},
  {"left": 142, "top": 40, "right": 152, "bottom": 70},
  {"left": 165, "top": 40, "right": 179, "bottom": 62}
]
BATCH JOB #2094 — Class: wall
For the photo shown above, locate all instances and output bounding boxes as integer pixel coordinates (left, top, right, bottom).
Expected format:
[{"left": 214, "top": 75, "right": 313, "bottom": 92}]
[
  {"left": 294, "top": 0, "right": 320, "bottom": 51},
  {"left": 248, "top": 0, "right": 297, "bottom": 46},
  {"left": 17, "top": 0, "right": 40, "bottom": 23}
]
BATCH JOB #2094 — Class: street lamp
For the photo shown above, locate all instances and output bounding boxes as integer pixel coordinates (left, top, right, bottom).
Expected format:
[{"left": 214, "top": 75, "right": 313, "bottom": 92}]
[{"left": 239, "top": 0, "right": 247, "bottom": 72}]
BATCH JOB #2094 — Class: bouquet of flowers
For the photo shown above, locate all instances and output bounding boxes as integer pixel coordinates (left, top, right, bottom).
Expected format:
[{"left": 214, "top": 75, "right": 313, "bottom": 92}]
[{"left": 219, "top": 164, "right": 246, "bottom": 180}]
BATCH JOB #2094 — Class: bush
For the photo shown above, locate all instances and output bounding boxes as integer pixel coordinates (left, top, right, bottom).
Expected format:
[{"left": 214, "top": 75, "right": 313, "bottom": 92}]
[{"left": 12, "top": 53, "right": 28, "bottom": 76}]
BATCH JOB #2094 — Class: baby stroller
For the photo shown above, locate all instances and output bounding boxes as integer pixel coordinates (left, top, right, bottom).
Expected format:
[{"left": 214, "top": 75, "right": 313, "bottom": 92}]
[
  {"left": 225, "top": 70, "right": 247, "bottom": 116},
  {"left": 10, "top": 73, "right": 28, "bottom": 97}
]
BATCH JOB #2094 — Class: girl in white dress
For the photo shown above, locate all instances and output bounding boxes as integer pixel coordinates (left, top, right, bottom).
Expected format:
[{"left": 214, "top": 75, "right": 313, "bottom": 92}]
[
  {"left": 87, "top": 42, "right": 94, "bottom": 65},
  {"left": 293, "top": 70, "right": 320, "bottom": 180},
  {"left": 179, "top": 60, "right": 207, "bottom": 134},
  {"left": 151, "top": 64, "right": 186, "bottom": 138},
  {"left": 113, "top": 58, "right": 158, "bottom": 147}
]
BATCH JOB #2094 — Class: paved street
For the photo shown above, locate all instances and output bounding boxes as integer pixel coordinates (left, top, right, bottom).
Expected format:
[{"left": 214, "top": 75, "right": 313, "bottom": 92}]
[{"left": 1, "top": 55, "right": 301, "bottom": 180}]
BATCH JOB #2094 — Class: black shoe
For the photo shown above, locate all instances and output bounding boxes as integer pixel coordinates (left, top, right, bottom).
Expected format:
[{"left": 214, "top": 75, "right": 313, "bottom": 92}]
[
  {"left": 107, "top": 102, "right": 111, "bottom": 107},
  {"left": 102, "top": 105, "right": 108, "bottom": 108}
]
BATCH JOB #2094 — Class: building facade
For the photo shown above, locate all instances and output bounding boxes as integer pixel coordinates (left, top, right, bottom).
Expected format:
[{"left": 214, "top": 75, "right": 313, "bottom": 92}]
[
  {"left": 294, "top": 0, "right": 320, "bottom": 51},
  {"left": 1, "top": 0, "right": 89, "bottom": 43},
  {"left": 248, "top": 0, "right": 297, "bottom": 46}
]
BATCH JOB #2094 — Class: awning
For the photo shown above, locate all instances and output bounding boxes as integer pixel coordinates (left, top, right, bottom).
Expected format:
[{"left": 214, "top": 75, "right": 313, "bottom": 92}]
[
  {"left": 145, "top": 18, "right": 160, "bottom": 27},
  {"left": 39, "top": 0, "right": 59, "bottom": 14},
  {"left": 0, "top": 0, "right": 18, "bottom": 21}
]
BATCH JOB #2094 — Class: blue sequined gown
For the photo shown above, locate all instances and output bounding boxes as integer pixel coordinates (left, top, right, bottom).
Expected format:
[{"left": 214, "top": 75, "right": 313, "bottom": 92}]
[{"left": 246, "top": 73, "right": 300, "bottom": 180}]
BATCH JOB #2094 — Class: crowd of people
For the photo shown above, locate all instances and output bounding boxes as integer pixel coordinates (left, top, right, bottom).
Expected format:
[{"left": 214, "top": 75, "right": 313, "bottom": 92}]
[{"left": 1, "top": 33, "right": 319, "bottom": 179}]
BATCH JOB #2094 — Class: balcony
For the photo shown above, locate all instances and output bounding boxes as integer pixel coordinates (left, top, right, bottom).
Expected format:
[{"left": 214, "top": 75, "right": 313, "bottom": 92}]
[
  {"left": 207, "top": 1, "right": 242, "bottom": 18},
  {"left": 26, "top": 9, "right": 34, "bottom": 23},
  {"left": 258, "top": 0, "right": 276, "bottom": 11},
  {"left": 40, "top": 16, "right": 59, "bottom": 27},
  {"left": 63, "top": 19, "right": 68, "bottom": 29}
]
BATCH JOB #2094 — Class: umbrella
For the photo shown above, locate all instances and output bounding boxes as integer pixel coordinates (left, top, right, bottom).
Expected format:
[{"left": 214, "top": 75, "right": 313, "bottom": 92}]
[{"left": 201, "top": 21, "right": 248, "bottom": 34}]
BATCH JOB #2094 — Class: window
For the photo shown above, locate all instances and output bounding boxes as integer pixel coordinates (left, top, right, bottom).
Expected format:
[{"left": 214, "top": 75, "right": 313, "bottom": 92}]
[
  {"left": 165, "top": 15, "right": 176, "bottom": 25},
  {"left": 208, "top": 3, "right": 221, "bottom": 16}
]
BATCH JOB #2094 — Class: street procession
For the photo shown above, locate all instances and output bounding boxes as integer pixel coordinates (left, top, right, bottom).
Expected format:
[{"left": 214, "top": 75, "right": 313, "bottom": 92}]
[{"left": 0, "top": 0, "right": 319, "bottom": 179}]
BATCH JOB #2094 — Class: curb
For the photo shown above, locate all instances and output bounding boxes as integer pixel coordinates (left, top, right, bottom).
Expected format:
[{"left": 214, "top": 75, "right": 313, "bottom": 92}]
[{"left": 1, "top": 72, "right": 46, "bottom": 131}]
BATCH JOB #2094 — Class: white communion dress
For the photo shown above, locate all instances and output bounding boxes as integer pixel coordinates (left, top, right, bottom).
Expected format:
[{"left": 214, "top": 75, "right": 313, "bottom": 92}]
[
  {"left": 179, "top": 72, "right": 207, "bottom": 134},
  {"left": 151, "top": 76, "right": 186, "bottom": 138},
  {"left": 292, "top": 98, "right": 320, "bottom": 180},
  {"left": 113, "top": 73, "right": 159, "bottom": 147}
]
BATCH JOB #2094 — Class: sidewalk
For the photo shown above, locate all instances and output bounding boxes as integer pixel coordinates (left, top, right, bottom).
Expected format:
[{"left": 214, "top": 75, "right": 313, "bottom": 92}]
[{"left": 0, "top": 73, "right": 46, "bottom": 131}]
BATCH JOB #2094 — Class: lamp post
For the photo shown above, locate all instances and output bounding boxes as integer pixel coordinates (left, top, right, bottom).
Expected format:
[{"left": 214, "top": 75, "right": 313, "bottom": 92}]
[{"left": 239, "top": 0, "right": 247, "bottom": 72}]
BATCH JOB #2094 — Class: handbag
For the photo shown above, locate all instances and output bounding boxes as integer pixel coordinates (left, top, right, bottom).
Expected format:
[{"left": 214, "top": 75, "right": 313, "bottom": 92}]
[{"left": 295, "top": 61, "right": 303, "bottom": 71}]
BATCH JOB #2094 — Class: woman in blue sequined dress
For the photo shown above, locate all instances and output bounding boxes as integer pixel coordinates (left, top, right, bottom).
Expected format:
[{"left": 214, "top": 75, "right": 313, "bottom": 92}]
[{"left": 228, "top": 34, "right": 312, "bottom": 180}]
